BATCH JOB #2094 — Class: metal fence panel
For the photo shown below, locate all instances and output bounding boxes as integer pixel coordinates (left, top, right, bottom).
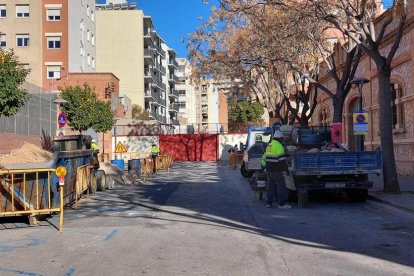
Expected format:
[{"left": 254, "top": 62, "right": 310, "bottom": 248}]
[{"left": 0, "top": 84, "right": 57, "bottom": 136}]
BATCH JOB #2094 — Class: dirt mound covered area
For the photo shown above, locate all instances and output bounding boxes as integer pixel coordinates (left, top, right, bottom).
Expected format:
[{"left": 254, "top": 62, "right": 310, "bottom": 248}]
[{"left": 0, "top": 143, "right": 52, "bottom": 164}]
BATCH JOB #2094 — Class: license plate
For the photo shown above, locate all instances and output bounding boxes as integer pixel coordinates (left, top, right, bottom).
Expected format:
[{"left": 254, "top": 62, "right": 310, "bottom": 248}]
[{"left": 325, "top": 183, "right": 346, "bottom": 188}]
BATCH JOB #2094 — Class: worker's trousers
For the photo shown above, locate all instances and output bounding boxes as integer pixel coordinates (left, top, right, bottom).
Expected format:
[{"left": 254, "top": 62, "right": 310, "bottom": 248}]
[
  {"left": 151, "top": 155, "right": 157, "bottom": 173},
  {"left": 266, "top": 171, "right": 288, "bottom": 206}
]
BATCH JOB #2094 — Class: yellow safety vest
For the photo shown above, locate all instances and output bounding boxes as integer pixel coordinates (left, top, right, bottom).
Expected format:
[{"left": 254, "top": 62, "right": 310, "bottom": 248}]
[
  {"left": 151, "top": 146, "right": 160, "bottom": 155},
  {"left": 261, "top": 140, "right": 286, "bottom": 172},
  {"left": 91, "top": 143, "right": 99, "bottom": 151}
]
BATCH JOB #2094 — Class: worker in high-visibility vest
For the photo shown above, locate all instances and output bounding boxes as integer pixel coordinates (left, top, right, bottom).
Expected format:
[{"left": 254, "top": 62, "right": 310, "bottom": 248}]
[
  {"left": 261, "top": 130, "right": 291, "bottom": 209},
  {"left": 151, "top": 143, "right": 160, "bottom": 174},
  {"left": 90, "top": 139, "right": 100, "bottom": 169},
  {"left": 91, "top": 139, "right": 99, "bottom": 152}
]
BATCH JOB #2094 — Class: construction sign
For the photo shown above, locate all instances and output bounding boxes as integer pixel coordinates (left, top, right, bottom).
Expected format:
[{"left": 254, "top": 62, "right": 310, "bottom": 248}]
[
  {"left": 353, "top": 110, "right": 369, "bottom": 135},
  {"left": 115, "top": 141, "right": 127, "bottom": 153}
]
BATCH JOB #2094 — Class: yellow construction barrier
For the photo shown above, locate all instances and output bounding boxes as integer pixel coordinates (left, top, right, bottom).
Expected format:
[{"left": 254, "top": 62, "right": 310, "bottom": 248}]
[
  {"left": 0, "top": 168, "right": 64, "bottom": 232},
  {"left": 97, "top": 153, "right": 110, "bottom": 163},
  {"left": 141, "top": 154, "right": 174, "bottom": 180},
  {"left": 229, "top": 152, "right": 244, "bottom": 169},
  {"left": 74, "top": 165, "right": 90, "bottom": 209}
]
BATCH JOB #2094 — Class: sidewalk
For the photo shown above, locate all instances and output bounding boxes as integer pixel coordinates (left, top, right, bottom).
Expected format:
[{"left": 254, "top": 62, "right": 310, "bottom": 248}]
[{"left": 369, "top": 174, "right": 414, "bottom": 213}]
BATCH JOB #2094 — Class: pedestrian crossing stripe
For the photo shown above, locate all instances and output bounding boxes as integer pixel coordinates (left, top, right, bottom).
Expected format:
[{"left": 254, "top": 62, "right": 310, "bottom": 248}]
[{"left": 115, "top": 141, "right": 127, "bottom": 153}]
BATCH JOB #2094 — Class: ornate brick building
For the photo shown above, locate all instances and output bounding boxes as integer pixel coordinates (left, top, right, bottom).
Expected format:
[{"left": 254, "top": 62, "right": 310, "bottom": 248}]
[{"left": 313, "top": 4, "right": 414, "bottom": 175}]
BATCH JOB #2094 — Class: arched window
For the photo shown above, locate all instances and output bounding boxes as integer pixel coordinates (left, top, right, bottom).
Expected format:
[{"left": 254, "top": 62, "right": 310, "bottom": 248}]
[
  {"left": 319, "top": 107, "right": 329, "bottom": 126},
  {"left": 390, "top": 82, "right": 404, "bottom": 130}
]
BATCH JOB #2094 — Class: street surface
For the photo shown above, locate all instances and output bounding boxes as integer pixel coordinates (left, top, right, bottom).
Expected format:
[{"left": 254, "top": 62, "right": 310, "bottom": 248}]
[{"left": 0, "top": 162, "right": 414, "bottom": 276}]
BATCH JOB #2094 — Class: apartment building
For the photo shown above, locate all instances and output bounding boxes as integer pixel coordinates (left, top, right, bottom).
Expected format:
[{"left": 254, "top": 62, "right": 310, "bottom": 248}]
[
  {"left": 165, "top": 48, "right": 179, "bottom": 125},
  {"left": 96, "top": 1, "right": 179, "bottom": 125},
  {"left": 0, "top": 1, "right": 96, "bottom": 90},
  {"left": 176, "top": 58, "right": 199, "bottom": 125},
  {"left": 0, "top": 1, "right": 43, "bottom": 87},
  {"left": 176, "top": 58, "right": 229, "bottom": 133}
]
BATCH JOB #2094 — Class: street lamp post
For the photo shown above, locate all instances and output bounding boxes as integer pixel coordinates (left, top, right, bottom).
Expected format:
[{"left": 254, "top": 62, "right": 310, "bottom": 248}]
[
  {"left": 350, "top": 77, "right": 370, "bottom": 152},
  {"left": 113, "top": 117, "right": 121, "bottom": 160}
]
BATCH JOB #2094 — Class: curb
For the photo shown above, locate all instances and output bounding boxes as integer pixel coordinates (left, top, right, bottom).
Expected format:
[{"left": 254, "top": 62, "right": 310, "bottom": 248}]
[{"left": 368, "top": 194, "right": 414, "bottom": 215}]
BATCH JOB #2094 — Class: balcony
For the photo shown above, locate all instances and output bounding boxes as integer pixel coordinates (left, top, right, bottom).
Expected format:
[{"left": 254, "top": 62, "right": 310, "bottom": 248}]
[
  {"left": 156, "top": 45, "right": 166, "bottom": 58},
  {"left": 160, "top": 65, "right": 166, "bottom": 75},
  {"left": 202, "top": 107, "right": 208, "bottom": 114},
  {"left": 201, "top": 97, "right": 208, "bottom": 104},
  {"left": 169, "top": 89, "right": 179, "bottom": 98},
  {"left": 158, "top": 97, "right": 166, "bottom": 107},
  {"left": 144, "top": 48, "right": 154, "bottom": 64},
  {"left": 168, "top": 59, "right": 179, "bottom": 69},
  {"left": 168, "top": 103, "right": 179, "bottom": 113},
  {"left": 144, "top": 68, "right": 155, "bottom": 83},
  {"left": 168, "top": 74, "right": 178, "bottom": 83}
]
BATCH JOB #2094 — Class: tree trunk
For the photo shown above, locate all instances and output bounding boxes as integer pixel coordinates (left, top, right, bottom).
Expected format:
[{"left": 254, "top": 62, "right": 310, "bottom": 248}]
[
  {"left": 332, "top": 94, "right": 345, "bottom": 123},
  {"left": 377, "top": 69, "right": 400, "bottom": 193}
]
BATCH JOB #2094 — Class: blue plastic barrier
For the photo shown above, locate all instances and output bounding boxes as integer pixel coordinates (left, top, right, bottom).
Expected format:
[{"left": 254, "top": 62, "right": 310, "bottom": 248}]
[{"left": 111, "top": 159, "right": 125, "bottom": 171}]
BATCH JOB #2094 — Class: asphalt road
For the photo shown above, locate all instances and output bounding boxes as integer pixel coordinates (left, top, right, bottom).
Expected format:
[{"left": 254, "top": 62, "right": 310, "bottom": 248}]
[{"left": 0, "top": 162, "right": 413, "bottom": 276}]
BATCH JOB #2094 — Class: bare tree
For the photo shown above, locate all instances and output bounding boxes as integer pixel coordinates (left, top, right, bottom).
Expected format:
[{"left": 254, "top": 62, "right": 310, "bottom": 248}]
[{"left": 307, "top": 0, "right": 407, "bottom": 192}]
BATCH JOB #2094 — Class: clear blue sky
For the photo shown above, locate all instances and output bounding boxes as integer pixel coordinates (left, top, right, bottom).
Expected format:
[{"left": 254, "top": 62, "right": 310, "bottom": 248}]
[
  {"left": 97, "top": 0, "right": 218, "bottom": 58},
  {"left": 97, "top": 0, "right": 394, "bottom": 58}
]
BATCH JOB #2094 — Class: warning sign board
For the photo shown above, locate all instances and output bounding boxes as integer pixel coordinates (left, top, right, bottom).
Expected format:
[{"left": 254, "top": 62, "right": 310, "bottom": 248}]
[
  {"left": 115, "top": 141, "right": 127, "bottom": 153},
  {"left": 353, "top": 111, "right": 369, "bottom": 135}
]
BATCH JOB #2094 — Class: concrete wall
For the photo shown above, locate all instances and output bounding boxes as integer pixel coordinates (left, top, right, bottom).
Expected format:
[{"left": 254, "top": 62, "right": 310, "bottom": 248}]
[
  {"left": 111, "top": 135, "right": 159, "bottom": 161},
  {"left": 68, "top": 0, "right": 96, "bottom": 73},
  {"left": 219, "top": 134, "right": 248, "bottom": 160},
  {"left": 96, "top": 10, "right": 145, "bottom": 107},
  {"left": 0, "top": 0, "right": 43, "bottom": 87}
]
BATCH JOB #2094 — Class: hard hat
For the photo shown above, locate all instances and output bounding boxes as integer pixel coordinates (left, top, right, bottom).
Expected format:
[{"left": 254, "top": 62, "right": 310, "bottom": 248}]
[
  {"left": 91, "top": 139, "right": 96, "bottom": 143},
  {"left": 255, "top": 135, "right": 262, "bottom": 142},
  {"left": 273, "top": 130, "right": 284, "bottom": 139}
]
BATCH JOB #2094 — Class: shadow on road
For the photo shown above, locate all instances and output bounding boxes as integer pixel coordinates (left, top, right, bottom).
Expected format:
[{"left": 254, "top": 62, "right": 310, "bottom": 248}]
[{"left": 67, "top": 162, "right": 414, "bottom": 269}]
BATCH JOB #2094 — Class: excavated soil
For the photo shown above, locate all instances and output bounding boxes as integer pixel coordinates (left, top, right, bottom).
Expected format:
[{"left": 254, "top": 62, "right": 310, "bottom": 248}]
[{"left": 0, "top": 143, "right": 52, "bottom": 164}]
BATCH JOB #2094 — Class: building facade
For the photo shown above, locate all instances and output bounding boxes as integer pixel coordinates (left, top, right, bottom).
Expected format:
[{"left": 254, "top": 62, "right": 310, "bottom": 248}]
[
  {"left": 96, "top": 2, "right": 178, "bottom": 125},
  {"left": 0, "top": 0, "right": 43, "bottom": 87},
  {"left": 0, "top": 0, "right": 96, "bottom": 90},
  {"left": 175, "top": 58, "right": 229, "bottom": 133},
  {"left": 313, "top": 3, "right": 414, "bottom": 175}
]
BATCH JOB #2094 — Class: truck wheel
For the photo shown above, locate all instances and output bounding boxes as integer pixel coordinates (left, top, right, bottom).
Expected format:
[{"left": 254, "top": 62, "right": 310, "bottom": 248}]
[
  {"left": 89, "top": 171, "right": 97, "bottom": 194},
  {"left": 241, "top": 163, "right": 254, "bottom": 178},
  {"left": 347, "top": 189, "right": 368, "bottom": 202},
  {"left": 96, "top": 170, "right": 106, "bottom": 191}
]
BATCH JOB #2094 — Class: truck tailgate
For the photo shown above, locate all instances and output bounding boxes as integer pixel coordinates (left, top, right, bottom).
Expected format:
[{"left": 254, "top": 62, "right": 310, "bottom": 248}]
[{"left": 293, "top": 151, "right": 382, "bottom": 175}]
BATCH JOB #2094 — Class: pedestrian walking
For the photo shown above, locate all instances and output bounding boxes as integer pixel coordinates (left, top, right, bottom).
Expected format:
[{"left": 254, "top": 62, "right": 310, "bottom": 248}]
[
  {"left": 261, "top": 130, "right": 291, "bottom": 209},
  {"left": 151, "top": 143, "right": 160, "bottom": 174}
]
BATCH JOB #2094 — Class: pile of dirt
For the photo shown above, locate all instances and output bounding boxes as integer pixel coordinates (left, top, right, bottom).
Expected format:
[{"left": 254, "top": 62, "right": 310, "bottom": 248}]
[{"left": 0, "top": 143, "right": 52, "bottom": 164}]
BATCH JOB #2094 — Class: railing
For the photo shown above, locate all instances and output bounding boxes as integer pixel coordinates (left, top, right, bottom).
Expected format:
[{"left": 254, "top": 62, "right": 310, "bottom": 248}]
[
  {"left": 169, "top": 90, "right": 179, "bottom": 98},
  {"left": 168, "top": 75, "right": 178, "bottom": 82},
  {"left": 144, "top": 48, "right": 154, "bottom": 57},
  {"left": 156, "top": 46, "right": 166, "bottom": 57},
  {"left": 159, "top": 65, "right": 166, "bottom": 75},
  {"left": 169, "top": 59, "right": 179, "bottom": 68},
  {"left": 0, "top": 168, "right": 64, "bottom": 232}
]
